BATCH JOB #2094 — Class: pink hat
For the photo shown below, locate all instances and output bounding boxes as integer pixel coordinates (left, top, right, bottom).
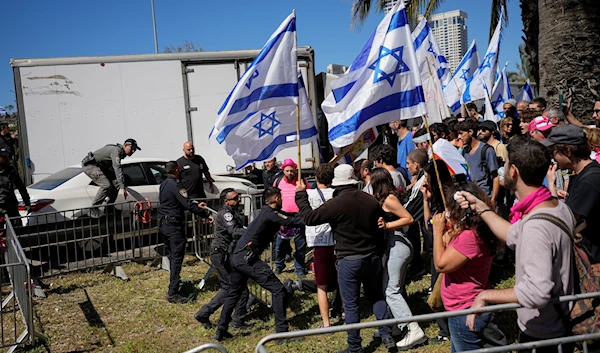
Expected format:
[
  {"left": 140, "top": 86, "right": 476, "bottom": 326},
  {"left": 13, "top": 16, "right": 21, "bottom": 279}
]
[
  {"left": 281, "top": 158, "right": 297, "bottom": 169},
  {"left": 528, "top": 116, "right": 556, "bottom": 133}
]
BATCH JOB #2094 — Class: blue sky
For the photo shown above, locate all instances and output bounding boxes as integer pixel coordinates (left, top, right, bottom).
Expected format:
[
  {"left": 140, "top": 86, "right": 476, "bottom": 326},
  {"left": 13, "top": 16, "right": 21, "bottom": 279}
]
[{"left": 1, "top": 0, "right": 523, "bottom": 111}]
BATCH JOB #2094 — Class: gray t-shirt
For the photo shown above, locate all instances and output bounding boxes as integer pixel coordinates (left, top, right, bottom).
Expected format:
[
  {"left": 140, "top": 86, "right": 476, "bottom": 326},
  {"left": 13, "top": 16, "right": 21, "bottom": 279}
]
[
  {"left": 389, "top": 170, "right": 406, "bottom": 190},
  {"left": 463, "top": 143, "right": 499, "bottom": 197},
  {"left": 507, "top": 201, "right": 575, "bottom": 338}
]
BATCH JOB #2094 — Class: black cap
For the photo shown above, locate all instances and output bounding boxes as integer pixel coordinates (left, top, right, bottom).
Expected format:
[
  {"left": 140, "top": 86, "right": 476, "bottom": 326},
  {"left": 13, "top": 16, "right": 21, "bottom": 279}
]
[
  {"left": 0, "top": 148, "right": 9, "bottom": 158},
  {"left": 479, "top": 120, "right": 498, "bottom": 132},
  {"left": 124, "top": 138, "right": 141, "bottom": 151},
  {"left": 540, "top": 125, "right": 586, "bottom": 147}
]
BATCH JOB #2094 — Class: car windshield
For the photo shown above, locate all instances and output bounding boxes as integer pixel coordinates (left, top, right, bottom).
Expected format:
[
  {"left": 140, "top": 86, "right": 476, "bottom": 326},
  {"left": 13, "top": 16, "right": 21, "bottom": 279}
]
[{"left": 29, "top": 167, "right": 82, "bottom": 190}]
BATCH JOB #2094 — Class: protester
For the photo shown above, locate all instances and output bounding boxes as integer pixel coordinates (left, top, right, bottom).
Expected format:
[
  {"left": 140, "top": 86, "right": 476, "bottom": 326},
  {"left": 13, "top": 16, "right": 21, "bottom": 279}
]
[
  {"left": 429, "top": 123, "right": 450, "bottom": 143},
  {"left": 371, "top": 144, "right": 407, "bottom": 189},
  {"left": 503, "top": 99, "right": 517, "bottom": 119},
  {"left": 542, "top": 125, "right": 600, "bottom": 263},
  {"left": 432, "top": 182, "right": 499, "bottom": 352},
  {"left": 412, "top": 128, "right": 431, "bottom": 151},
  {"left": 445, "top": 118, "right": 464, "bottom": 152},
  {"left": 263, "top": 158, "right": 281, "bottom": 187},
  {"left": 304, "top": 164, "right": 338, "bottom": 328},
  {"left": 215, "top": 187, "right": 304, "bottom": 342},
  {"left": 389, "top": 120, "right": 415, "bottom": 179},
  {"left": 517, "top": 100, "right": 529, "bottom": 117},
  {"left": 354, "top": 158, "right": 374, "bottom": 194},
  {"left": 295, "top": 164, "right": 397, "bottom": 353},
  {"left": 499, "top": 117, "right": 514, "bottom": 144},
  {"left": 543, "top": 107, "right": 566, "bottom": 126},
  {"left": 457, "top": 119, "right": 500, "bottom": 201},
  {"left": 593, "top": 101, "right": 600, "bottom": 127},
  {"left": 457, "top": 136, "right": 575, "bottom": 353},
  {"left": 273, "top": 158, "right": 308, "bottom": 278},
  {"left": 478, "top": 121, "right": 507, "bottom": 164},
  {"left": 518, "top": 109, "right": 536, "bottom": 135},
  {"left": 370, "top": 168, "right": 427, "bottom": 349},
  {"left": 528, "top": 116, "right": 556, "bottom": 142},
  {"left": 529, "top": 97, "right": 547, "bottom": 115},
  {"left": 463, "top": 102, "right": 484, "bottom": 122}
]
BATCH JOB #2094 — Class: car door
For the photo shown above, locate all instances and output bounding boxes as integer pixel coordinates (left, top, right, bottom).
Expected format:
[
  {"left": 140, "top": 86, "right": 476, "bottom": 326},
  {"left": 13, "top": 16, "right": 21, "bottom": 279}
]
[
  {"left": 142, "top": 162, "right": 168, "bottom": 206},
  {"left": 111, "top": 163, "right": 158, "bottom": 210}
]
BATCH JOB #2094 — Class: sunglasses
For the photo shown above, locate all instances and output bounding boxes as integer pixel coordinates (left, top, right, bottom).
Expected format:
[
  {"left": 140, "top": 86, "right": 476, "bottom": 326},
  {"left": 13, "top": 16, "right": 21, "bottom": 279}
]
[
  {"left": 226, "top": 195, "right": 240, "bottom": 201},
  {"left": 594, "top": 109, "right": 600, "bottom": 114}
]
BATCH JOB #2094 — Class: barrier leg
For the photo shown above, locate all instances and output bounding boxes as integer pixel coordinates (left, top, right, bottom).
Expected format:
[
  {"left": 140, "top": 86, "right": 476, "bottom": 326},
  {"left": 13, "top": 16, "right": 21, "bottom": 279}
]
[
  {"left": 197, "top": 266, "right": 213, "bottom": 290},
  {"left": 31, "top": 278, "right": 46, "bottom": 299},
  {"left": 102, "top": 264, "right": 129, "bottom": 281}
]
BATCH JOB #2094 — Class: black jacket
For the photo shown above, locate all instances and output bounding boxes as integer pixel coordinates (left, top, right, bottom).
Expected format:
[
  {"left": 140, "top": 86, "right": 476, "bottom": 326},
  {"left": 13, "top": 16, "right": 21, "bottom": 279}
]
[
  {"left": 158, "top": 176, "right": 209, "bottom": 221},
  {"left": 234, "top": 205, "right": 303, "bottom": 255},
  {"left": 296, "top": 186, "right": 385, "bottom": 259},
  {"left": 263, "top": 167, "right": 281, "bottom": 187},
  {"left": 211, "top": 204, "right": 245, "bottom": 254},
  {"left": 0, "top": 165, "right": 30, "bottom": 215}
]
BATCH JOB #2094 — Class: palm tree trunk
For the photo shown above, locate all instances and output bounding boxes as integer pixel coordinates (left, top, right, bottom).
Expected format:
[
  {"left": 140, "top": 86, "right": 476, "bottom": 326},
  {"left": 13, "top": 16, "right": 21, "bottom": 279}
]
[
  {"left": 537, "top": 0, "right": 600, "bottom": 123},
  {"left": 520, "top": 0, "right": 539, "bottom": 85}
]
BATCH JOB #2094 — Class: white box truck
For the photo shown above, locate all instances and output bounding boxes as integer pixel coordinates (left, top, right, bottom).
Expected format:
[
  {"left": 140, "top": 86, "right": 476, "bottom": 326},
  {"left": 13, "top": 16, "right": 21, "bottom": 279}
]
[{"left": 11, "top": 47, "right": 320, "bottom": 185}]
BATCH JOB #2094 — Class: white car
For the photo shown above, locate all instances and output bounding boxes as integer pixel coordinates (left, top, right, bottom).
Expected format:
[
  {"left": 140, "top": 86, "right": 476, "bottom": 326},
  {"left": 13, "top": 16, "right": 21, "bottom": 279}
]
[{"left": 16, "top": 157, "right": 261, "bottom": 225}]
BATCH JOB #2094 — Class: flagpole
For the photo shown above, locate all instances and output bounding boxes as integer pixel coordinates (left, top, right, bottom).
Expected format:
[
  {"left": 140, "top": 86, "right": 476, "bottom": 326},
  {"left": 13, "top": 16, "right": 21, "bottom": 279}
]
[
  {"left": 424, "top": 57, "right": 447, "bottom": 206},
  {"left": 293, "top": 10, "right": 302, "bottom": 180}
]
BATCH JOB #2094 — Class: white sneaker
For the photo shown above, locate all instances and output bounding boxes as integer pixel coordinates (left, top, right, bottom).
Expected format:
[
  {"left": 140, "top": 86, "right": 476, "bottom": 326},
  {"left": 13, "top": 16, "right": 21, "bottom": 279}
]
[{"left": 396, "top": 322, "right": 427, "bottom": 350}]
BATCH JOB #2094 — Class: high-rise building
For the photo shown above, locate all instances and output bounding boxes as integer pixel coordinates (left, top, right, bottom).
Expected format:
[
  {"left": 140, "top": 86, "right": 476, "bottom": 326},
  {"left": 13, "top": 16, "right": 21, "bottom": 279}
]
[
  {"left": 383, "top": 0, "right": 398, "bottom": 14},
  {"left": 428, "top": 10, "right": 468, "bottom": 73}
]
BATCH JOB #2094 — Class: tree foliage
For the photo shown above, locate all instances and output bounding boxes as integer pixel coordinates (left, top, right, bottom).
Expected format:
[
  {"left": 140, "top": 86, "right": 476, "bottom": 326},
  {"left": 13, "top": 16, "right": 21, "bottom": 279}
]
[{"left": 163, "top": 41, "right": 203, "bottom": 53}]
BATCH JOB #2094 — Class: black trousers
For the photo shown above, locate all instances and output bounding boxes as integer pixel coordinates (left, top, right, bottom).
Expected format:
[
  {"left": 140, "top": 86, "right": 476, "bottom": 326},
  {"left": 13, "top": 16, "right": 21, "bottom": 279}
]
[
  {"left": 197, "top": 251, "right": 248, "bottom": 325},
  {"left": 160, "top": 223, "right": 187, "bottom": 296},
  {"left": 218, "top": 252, "right": 290, "bottom": 333},
  {"left": 518, "top": 332, "right": 573, "bottom": 353}
]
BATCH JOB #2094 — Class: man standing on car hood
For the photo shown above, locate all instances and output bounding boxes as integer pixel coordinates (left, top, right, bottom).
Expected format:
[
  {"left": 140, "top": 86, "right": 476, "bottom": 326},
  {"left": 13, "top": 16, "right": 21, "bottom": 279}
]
[{"left": 81, "top": 138, "right": 139, "bottom": 218}]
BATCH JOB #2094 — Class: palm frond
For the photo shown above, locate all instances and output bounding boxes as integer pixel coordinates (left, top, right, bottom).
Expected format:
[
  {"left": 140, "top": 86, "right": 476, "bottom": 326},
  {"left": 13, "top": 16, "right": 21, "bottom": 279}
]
[
  {"left": 490, "top": 0, "right": 508, "bottom": 40},
  {"left": 423, "top": 0, "right": 446, "bottom": 19}
]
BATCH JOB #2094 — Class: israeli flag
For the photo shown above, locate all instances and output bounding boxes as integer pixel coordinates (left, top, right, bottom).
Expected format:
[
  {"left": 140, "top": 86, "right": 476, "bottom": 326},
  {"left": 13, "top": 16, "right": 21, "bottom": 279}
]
[
  {"left": 442, "top": 40, "right": 479, "bottom": 114},
  {"left": 461, "top": 15, "right": 502, "bottom": 103},
  {"left": 211, "top": 12, "right": 298, "bottom": 137},
  {"left": 516, "top": 80, "right": 534, "bottom": 103},
  {"left": 412, "top": 18, "right": 450, "bottom": 83},
  {"left": 323, "top": 0, "right": 426, "bottom": 148},
  {"left": 216, "top": 71, "right": 318, "bottom": 170},
  {"left": 490, "top": 62, "right": 512, "bottom": 120},
  {"left": 0, "top": 107, "right": 5, "bottom": 115}
]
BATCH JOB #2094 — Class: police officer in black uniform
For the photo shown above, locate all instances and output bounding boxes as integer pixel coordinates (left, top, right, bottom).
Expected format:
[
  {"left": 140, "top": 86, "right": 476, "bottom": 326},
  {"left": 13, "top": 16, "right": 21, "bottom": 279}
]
[
  {"left": 0, "top": 148, "right": 30, "bottom": 227},
  {"left": 214, "top": 187, "right": 304, "bottom": 341},
  {"left": 159, "top": 161, "right": 211, "bottom": 304},
  {"left": 194, "top": 188, "right": 249, "bottom": 329}
]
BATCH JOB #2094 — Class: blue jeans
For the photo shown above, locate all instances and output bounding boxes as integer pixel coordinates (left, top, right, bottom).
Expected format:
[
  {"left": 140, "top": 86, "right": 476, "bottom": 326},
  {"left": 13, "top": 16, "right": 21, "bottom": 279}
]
[
  {"left": 275, "top": 230, "right": 306, "bottom": 275},
  {"left": 449, "top": 312, "right": 492, "bottom": 352},
  {"left": 337, "top": 254, "right": 392, "bottom": 351}
]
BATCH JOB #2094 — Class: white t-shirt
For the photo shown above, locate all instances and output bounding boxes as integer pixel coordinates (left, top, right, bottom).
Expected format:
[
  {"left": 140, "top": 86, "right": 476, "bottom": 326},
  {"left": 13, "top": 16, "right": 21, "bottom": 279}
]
[{"left": 305, "top": 188, "right": 335, "bottom": 247}]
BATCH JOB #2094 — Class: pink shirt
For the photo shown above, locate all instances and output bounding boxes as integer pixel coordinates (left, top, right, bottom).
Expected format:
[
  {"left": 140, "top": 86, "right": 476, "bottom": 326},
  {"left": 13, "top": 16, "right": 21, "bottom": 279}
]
[
  {"left": 441, "top": 230, "right": 493, "bottom": 311},
  {"left": 274, "top": 177, "right": 309, "bottom": 213}
]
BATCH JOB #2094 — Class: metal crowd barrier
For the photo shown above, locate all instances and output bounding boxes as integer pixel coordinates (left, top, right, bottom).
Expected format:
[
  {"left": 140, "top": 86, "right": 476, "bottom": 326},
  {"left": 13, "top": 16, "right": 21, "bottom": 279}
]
[
  {"left": 181, "top": 342, "right": 228, "bottom": 353},
  {"left": 2, "top": 220, "right": 37, "bottom": 353},
  {"left": 254, "top": 292, "right": 600, "bottom": 353}
]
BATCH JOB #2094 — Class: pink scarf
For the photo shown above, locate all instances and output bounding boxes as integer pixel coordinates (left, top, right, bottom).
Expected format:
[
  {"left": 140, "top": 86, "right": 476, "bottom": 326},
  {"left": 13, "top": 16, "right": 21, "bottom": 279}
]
[{"left": 509, "top": 186, "right": 553, "bottom": 224}]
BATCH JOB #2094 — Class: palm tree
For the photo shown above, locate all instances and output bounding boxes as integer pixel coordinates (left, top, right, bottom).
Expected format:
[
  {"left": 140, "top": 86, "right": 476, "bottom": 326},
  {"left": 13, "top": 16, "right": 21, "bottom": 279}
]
[
  {"left": 5, "top": 105, "right": 14, "bottom": 114},
  {"left": 350, "top": 0, "right": 600, "bottom": 122}
]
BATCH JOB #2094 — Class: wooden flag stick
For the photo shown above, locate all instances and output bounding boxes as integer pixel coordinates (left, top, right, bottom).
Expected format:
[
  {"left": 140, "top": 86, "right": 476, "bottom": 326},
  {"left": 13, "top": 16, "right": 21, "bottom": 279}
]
[
  {"left": 423, "top": 115, "right": 446, "bottom": 206},
  {"left": 296, "top": 104, "right": 302, "bottom": 179}
]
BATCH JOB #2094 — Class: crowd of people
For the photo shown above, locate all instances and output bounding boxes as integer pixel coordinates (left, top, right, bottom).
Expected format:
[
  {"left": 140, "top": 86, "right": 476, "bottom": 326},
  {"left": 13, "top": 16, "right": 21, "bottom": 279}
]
[{"left": 160, "top": 99, "right": 600, "bottom": 352}]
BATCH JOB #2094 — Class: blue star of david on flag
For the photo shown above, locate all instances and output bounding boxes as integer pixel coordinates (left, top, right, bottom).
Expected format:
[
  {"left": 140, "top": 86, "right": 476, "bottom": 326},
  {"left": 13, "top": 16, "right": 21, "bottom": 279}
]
[
  {"left": 427, "top": 41, "right": 438, "bottom": 60},
  {"left": 253, "top": 111, "right": 281, "bottom": 138},
  {"left": 460, "top": 68, "right": 471, "bottom": 80},
  {"left": 245, "top": 69, "right": 260, "bottom": 89},
  {"left": 368, "top": 45, "right": 410, "bottom": 87},
  {"left": 480, "top": 52, "right": 496, "bottom": 70},
  {"left": 491, "top": 94, "right": 504, "bottom": 108}
]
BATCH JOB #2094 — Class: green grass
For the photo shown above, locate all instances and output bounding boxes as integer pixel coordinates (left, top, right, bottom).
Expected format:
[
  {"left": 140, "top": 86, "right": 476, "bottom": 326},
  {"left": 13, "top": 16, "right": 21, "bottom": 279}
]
[{"left": 14, "top": 255, "right": 518, "bottom": 353}]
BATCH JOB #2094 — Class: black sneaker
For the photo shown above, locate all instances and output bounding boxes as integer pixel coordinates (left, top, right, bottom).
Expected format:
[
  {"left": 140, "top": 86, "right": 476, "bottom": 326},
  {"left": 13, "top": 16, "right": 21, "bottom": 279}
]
[
  {"left": 213, "top": 330, "right": 233, "bottom": 341},
  {"left": 383, "top": 337, "right": 398, "bottom": 352},
  {"left": 193, "top": 312, "right": 212, "bottom": 329},
  {"left": 338, "top": 348, "right": 364, "bottom": 353},
  {"left": 275, "top": 337, "right": 305, "bottom": 344},
  {"left": 231, "top": 322, "right": 249, "bottom": 330},
  {"left": 166, "top": 294, "right": 189, "bottom": 304}
]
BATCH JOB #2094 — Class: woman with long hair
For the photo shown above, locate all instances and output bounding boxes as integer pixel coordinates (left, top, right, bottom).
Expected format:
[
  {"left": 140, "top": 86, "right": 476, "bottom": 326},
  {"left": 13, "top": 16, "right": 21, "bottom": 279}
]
[
  {"left": 370, "top": 168, "right": 427, "bottom": 349},
  {"left": 432, "top": 182, "right": 500, "bottom": 352},
  {"left": 499, "top": 117, "right": 514, "bottom": 144}
]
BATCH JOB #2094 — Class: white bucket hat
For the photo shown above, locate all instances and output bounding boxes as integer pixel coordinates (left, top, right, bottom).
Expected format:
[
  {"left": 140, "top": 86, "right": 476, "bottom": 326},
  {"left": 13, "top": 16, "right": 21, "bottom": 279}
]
[{"left": 331, "top": 164, "right": 359, "bottom": 187}]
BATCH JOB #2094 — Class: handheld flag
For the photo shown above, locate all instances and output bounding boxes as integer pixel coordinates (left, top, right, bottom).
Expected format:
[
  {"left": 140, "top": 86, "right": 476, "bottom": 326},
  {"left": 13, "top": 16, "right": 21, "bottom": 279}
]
[
  {"left": 461, "top": 12, "right": 502, "bottom": 103},
  {"left": 216, "top": 71, "right": 317, "bottom": 170},
  {"left": 442, "top": 40, "right": 479, "bottom": 114},
  {"left": 211, "top": 12, "right": 298, "bottom": 137},
  {"left": 516, "top": 80, "right": 534, "bottom": 103},
  {"left": 412, "top": 19, "right": 451, "bottom": 84},
  {"left": 490, "top": 62, "right": 512, "bottom": 120},
  {"left": 322, "top": 0, "right": 426, "bottom": 148},
  {"left": 431, "top": 138, "right": 471, "bottom": 180}
]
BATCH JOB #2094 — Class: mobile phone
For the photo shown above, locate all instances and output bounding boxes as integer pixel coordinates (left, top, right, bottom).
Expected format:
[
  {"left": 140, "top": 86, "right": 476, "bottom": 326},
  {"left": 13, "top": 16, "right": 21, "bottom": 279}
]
[{"left": 558, "top": 94, "right": 564, "bottom": 111}]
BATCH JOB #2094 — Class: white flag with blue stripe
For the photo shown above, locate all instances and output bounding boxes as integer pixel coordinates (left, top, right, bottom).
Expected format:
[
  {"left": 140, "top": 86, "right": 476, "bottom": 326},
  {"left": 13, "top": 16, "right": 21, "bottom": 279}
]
[
  {"left": 490, "top": 62, "right": 513, "bottom": 120},
  {"left": 322, "top": 0, "right": 426, "bottom": 148},
  {"left": 0, "top": 107, "right": 5, "bottom": 115},
  {"left": 215, "top": 71, "right": 318, "bottom": 170},
  {"left": 442, "top": 40, "right": 479, "bottom": 114},
  {"left": 412, "top": 18, "right": 451, "bottom": 84},
  {"left": 211, "top": 12, "right": 298, "bottom": 138},
  {"left": 516, "top": 80, "right": 534, "bottom": 103},
  {"left": 461, "top": 15, "right": 502, "bottom": 103}
]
